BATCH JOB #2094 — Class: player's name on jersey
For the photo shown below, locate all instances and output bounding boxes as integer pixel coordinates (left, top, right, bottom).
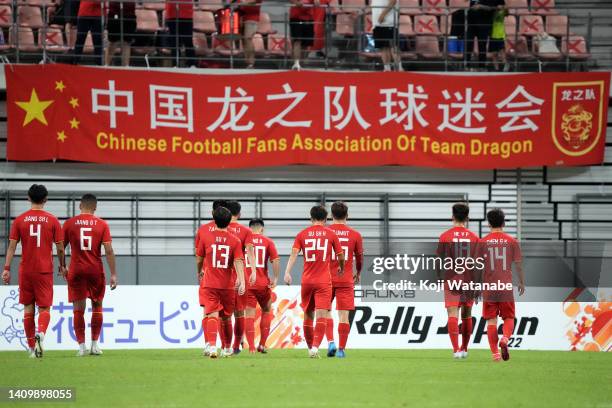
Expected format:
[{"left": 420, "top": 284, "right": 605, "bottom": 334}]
[
  {"left": 23, "top": 215, "right": 50, "bottom": 223},
  {"left": 372, "top": 279, "right": 514, "bottom": 292},
  {"left": 74, "top": 219, "right": 99, "bottom": 226}
]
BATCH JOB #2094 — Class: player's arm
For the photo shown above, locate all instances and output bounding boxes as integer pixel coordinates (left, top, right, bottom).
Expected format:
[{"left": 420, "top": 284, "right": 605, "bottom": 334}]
[
  {"left": 234, "top": 259, "right": 246, "bottom": 296},
  {"left": 2, "top": 240, "right": 18, "bottom": 285},
  {"left": 270, "top": 258, "right": 280, "bottom": 289},
  {"left": 515, "top": 260, "right": 525, "bottom": 296},
  {"left": 354, "top": 235, "right": 364, "bottom": 284},
  {"left": 332, "top": 236, "right": 345, "bottom": 274},
  {"left": 195, "top": 239, "right": 205, "bottom": 282},
  {"left": 103, "top": 242, "right": 118, "bottom": 290},
  {"left": 284, "top": 248, "right": 299, "bottom": 285},
  {"left": 55, "top": 241, "right": 66, "bottom": 278},
  {"left": 246, "top": 243, "right": 257, "bottom": 286}
]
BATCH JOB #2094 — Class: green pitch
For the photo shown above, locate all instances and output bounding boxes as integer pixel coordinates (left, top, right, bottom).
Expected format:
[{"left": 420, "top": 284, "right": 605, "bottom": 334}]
[{"left": 1, "top": 349, "right": 611, "bottom": 407}]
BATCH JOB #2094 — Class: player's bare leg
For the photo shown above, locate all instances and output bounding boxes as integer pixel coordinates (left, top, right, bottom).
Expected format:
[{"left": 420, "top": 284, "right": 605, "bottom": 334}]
[
  {"left": 460, "top": 306, "right": 473, "bottom": 358},
  {"left": 204, "top": 311, "right": 221, "bottom": 358},
  {"left": 73, "top": 299, "right": 87, "bottom": 356},
  {"left": 309, "top": 309, "right": 330, "bottom": 358},
  {"left": 34, "top": 305, "right": 51, "bottom": 358},
  {"left": 23, "top": 304, "right": 36, "bottom": 358},
  {"left": 335, "top": 310, "right": 350, "bottom": 358},
  {"left": 257, "top": 299, "right": 273, "bottom": 354},
  {"left": 446, "top": 306, "right": 462, "bottom": 358},
  {"left": 487, "top": 318, "right": 501, "bottom": 362},
  {"left": 90, "top": 300, "right": 104, "bottom": 355}
]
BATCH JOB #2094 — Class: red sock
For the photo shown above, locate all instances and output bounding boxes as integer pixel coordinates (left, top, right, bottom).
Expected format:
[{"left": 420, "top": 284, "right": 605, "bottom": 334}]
[
  {"left": 447, "top": 317, "right": 459, "bottom": 352},
  {"left": 259, "top": 312, "right": 272, "bottom": 348},
  {"left": 73, "top": 310, "right": 85, "bottom": 344},
  {"left": 326, "top": 317, "right": 334, "bottom": 342},
  {"left": 24, "top": 312, "right": 35, "bottom": 349},
  {"left": 338, "top": 322, "right": 350, "bottom": 350},
  {"left": 313, "top": 317, "right": 327, "bottom": 348},
  {"left": 222, "top": 318, "right": 233, "bottom": 349},
  {"left": 233, "top": 316, "right": 245, "bottom": 349},
  {"left": 206, "top": 317, "right": 219, "bottom": 346},
  {"left": 503, "top": 318, "right": 515, "bottom": 339},
  {"left": 201, "top": 317, "right": 208, "bottom": 344},
  {"left": 91, "top": 306, "right": 103, "bottom": 341},
  {"left": 303, "top": 318, "right": 314, "bottom": 349},
  {"left": 487, "top": 324, "right": 499, "bottom": 354},
  {"left": 461, "top": 317, "right": 473, "bottom": 352},
  {"left": 37, "top": 310, "right": 50, "bottom": 334},
  {"left": 245, "top": 317, "right": 255, "bottom": 351}
]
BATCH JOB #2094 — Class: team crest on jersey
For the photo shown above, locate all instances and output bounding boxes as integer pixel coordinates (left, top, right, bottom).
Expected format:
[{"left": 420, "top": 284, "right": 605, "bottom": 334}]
[{"left": 551, "top": 81, "right": 605, "bottom": 157}]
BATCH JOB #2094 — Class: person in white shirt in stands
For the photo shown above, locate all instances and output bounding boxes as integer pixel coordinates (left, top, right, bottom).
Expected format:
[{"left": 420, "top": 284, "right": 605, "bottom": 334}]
[{"left": 371, "top": 0, "right": 403, "bottom": 71}]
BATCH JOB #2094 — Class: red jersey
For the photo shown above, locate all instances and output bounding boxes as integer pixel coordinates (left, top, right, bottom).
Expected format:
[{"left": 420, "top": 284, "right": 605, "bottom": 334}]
[
  {"left": 228, "top": 222, "right": 254, "bottom": 249},
  {"left": 241, "top": 0, "right": 262, "bottom": 22},
  {"left": 436, "top": 226, "right": 480, "bottom": 281},
  {"left": 248, "top": 233, "right": 279, "bottom": 288},
  {"left": 194, "top": 220, "right": 216, "bottom": 252},
  {"left": 290, "top": 0, "right": 314, "bottom": 21},
  {"left": 9, "top": 209, "right": 62, "bottom": 274},
  {"left": 479, "top": 231, "right": 522, "bottom": 286},
  {"left": 78, "top": 1, "right": 103, "bottom": 17},
  {"left": 165, "top": 0, "right": 193, "bottom": 20},
  {"left": 293, "top": 224, "right": 342, "bottom": 285},
  {"left": 328, "top": 223, "right": 363, "bottom": 287},
  {"left": 63, "top": 214, "right": 112, "bottom": 275},
  {"left": 197, "top": 229, "right": 244, "bottom": 289}
]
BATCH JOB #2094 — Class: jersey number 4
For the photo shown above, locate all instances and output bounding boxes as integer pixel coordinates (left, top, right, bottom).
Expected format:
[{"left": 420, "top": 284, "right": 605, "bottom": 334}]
[{"left": 29, "top": 224, "right": 41, "bottom": 247}]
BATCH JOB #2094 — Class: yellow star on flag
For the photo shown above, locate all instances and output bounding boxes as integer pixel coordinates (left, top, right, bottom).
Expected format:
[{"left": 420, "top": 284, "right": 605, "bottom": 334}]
[
  {"left": 57, "top": 130, "right": 67, "bottom": 142},
  {"left": 69, "top": 118, "right": 80, "bottom": 129},
  {"left": 69, "top": 97, "right": 79, "bottom": 109},
  {"left": 55, "top": 81, "right": 66, "bottom": 92},
  {"left": 15, "top": 89, "right": 54, "bottom": 127}
]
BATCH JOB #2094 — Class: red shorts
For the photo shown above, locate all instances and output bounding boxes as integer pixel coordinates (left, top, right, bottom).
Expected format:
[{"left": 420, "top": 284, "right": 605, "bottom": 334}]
[
  {"left": 200, "top": 287, "right": 236, "bottom": 317},
  {"left": 247, "top": 287, "right": 272, "bottom": 309},
  {"left": 483, "top": 301, "right": 515, "bottom": 320},
  {"left": 235, "top": 290, "right": 248, "bottom": 312},
  {"left": 68, "top": 272, "right": 106, "bottom": 303},
  {"left": 331, "top": 285, "right": 355, "bottom": 310},
  {"left": 444, "top": 289, "right": 475, "bottom": 309},
  {"left": 301, "top": 283, "right": 332, "bottom": 313},
  {"left": 19, "top": 272, "right": 53, "bottom": 307}
]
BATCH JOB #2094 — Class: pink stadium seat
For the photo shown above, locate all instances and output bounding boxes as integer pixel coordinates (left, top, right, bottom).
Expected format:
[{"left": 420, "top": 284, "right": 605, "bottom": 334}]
[
  {"left": 422, "top": 0, "right": 447, "bottom": 16},
  {"left": 399, "top": 15, "right": 414, "bottom": 36},
  {"left": 439, "top": 14, "right": 451, "bottom": 35},
  {"left": 17, "top": 5, "right": 43, "bottom": 28},
  {"left": 505, "top": 0, "right": 529, "bottom": 15},
  {"left": 136, "top": 9, "right": 161, "bottom": 33},
  {"left": 143, "top": 1, "right": 165, "bottom": 11},
  {"left": 531, "top": 0, "right": 559, "bottom": 15},
  {"left": 193, "top": 10, "right": 216, "bottom": 33},
  {"left": 193, "top": 31, "right": 211, "bottom": 56},
  {"left": 335, "top": 13, "right": 356, "bottom": 36},
  {"left": 504, "top": 15, "right": 517, "bottom": 37},
  {"left": 505, "top": 35, "right": 533, "bottom": 60},
  {"left": 519, "top": 15, "right": 544, "bottom": 36},
  {"left": 415, "top": 35, "right": 442, "bottom": 58},
  {"left": 198, "top": 0, "right": 223, "bottom": 12},
  {"left": 252, "top": 32, "right": 265, "bottom": 56},
  {"left": 546, "top": 15, "right": 569, "bottom": 37},
  {"left": 398, "top": 0, "right": 420, "bottom": 15},
  {"left": 267, "top": 34, "right": 291, "bottom": 56},
  {"left": 11, "top": 24, "right": 39, "bottom": 52},
  {"left": 39, "top": 24, "right": 68, "bottom": 52},
  {"left": 212, "top": 34, "right": 242, "bottom": 56},
  {"left": 341, "top": 0, "right": 366, "bottom": 14},
  {"left": 0, "top": 5, "right": 13, "bottom": 28},
  {"left": 329, "top": 0, "right": 342, "bottom": 15},
  {"left": 448, "top": 0, "right": 469, "bottom": 12},
  {"left": 414, "top": 15, "right": 441, "bottom": 35},
  {"left": 257, "top": 12, "right": 276, "bottom": 35},
  {"left": 562, "top": 35, "right": 590, "bottom": 60}
]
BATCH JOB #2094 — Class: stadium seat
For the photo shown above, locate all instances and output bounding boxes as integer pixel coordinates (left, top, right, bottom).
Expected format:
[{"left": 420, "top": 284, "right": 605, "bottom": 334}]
[
  {"left": 422, "top": 0, "right": 447, "bottom": 16},
  {"left": 257, "top": 12, "right": 276, "bottom": 35},
  {"left": 0, "top": 5, "right": 13, "bottom": 28},
  {"left": 363, "top": 12, "right": 373, "bottom": 34},
  {"left": 398, "top": 0, "right": 420, "bottom": 15},
  {"left": 136, "top": 9, "right": 161, "bottom": 33},
  {"left": 39, "top": 24, "right": 68, "bottom": 52},
  {"left": 193, "top": 10, "right": 216, "bottom": 33},
  {"left": 531, "top": 0, "right": 559, "bottom": 16},
  {"left": 335, "top": 13, "right": 356, "bottom": 37},
  {"left": 439, "top": 14, "right": 451, "bottom": 35},
  {"left": 193, "top": 31, "right": 211, "bottom": 56},
  {"left": 329, "top": 0, "right": 342, "bottom": 15},
  {"left": 11, "top": 24, "right": 39, "bottom": 52},
  {"left": 414, "top": 15, "right": 441, "bottom": 35},
  {"left": 505, "top": 0, "right": 529, "bottom": 15},
  {"left": 212, "top": 34, "right": 242, "bottom": 56},
  {"left": 545, "top": 15, "right": 570, "bottom": 37},
  {"left": 399, "top": 15, "right": 414, "bottom": 36},
  {"left": 519, "top": 15, "right": 544, "bottom": 36},
  {"left": 534, "top": 34, "right": 562, "bottom": 60},
  {"left": 448, "top": 0, "right": 469, "bottom": 12},
  {"left": 252, "top": 32, "right": 265, "bottom": 56},
  {"left": 415, "top": 35, "right": 442, "bottom": 58},
  {"left": 143, "top": 0, "right": 165, "bottom": 11},
  {"left": 198, "top": 0, "right": 223, "bottom": 12},
  {"left": 504, "top": 15, "right": 517, "bottom": 37},
  {"left": 505, "top": 35, "right": 534, "bottom": 60},
  {"left": 341, "top": 0, "right": 366, "bottom": 15},
  {"left": 562, "top": 35, "right": 590, "bottom": 60},
  {"left": 266, "top": 34, "right": 291, "bottom": 57},
  {"left": 17, "top": 5, "right": 43, "bottom": 28}
]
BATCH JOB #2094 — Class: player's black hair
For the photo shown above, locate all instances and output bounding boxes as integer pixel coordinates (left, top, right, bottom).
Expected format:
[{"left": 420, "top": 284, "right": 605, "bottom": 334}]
[
  {"left": 310, "top": 205, "right": 328, "bottom": 221},
  {"left": 452, "top": 202, "right": 469, "bottom": 222},
  {"left": 213, "top": 206, "right": 232, "bottom": 229},
  {"left": 487, "top": 208, "right": 506, "bottom": 229},
  {"left": 249, "top": 218, "right": 265, "bottom": 229},
  {"left": 331, "top": 201, "right": 348, "bottom": 220},
  {"left": 212, "top": 199, "right": 227, "bottom": 211},
  {"left": 226, "top": 200, "right": 241, "bottom": 216},
  {"left": 81, "top": 193, "right": 98, "bottom": 209},
  {"left": 28, "top": 184, "right": 48, "bottom": 204}
]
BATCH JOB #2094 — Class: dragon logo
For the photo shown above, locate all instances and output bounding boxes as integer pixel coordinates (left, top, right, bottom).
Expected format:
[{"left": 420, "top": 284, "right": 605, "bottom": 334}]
[
  {"left": 1, "top": 289, "right": 28, "bottom": 350},
  {"left": 560, "top": 104, "right": 593, "bottom": 150}
]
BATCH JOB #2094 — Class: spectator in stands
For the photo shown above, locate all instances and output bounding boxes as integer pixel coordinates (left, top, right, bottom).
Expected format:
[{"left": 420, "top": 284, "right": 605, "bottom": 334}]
[
  {"left": 489, "top": 3, "right": 508, "bottom": 71},
  {"left": 289, "top": 0, "right": 318, "bottom": 71},
  {"left": 165, "top": 0, "right": 196, "bottom": 67},
  {"left": 105, "top": 1, "right": 136, "bottom": 66},
  {"left": 371, "top": 0, "right": 403, "bottom": 72},
  {"left": 240, "top": 0, "right": 263, "bottom": 69},
  {"left": 49, "top": 0, "right": 80, "bottom": 53},
  {"left": 466, "top": 0, "right": 504, "bottom": 70},
  {"left": 73, "top": 0, "right": 103, "bottom": 65},
  {"left": 310, "top": 0, "right": 330, "bottom": 58}
]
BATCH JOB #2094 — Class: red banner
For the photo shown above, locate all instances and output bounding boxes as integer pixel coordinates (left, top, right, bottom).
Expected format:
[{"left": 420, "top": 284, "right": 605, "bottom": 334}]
[{"left": 6, "top": 64, "right": 610, "bottom": 169}]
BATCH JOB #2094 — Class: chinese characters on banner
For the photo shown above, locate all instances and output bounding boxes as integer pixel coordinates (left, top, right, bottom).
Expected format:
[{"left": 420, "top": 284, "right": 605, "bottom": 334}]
[{"left": 6, "top": 64, "right": 610, "bottom": 169}]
